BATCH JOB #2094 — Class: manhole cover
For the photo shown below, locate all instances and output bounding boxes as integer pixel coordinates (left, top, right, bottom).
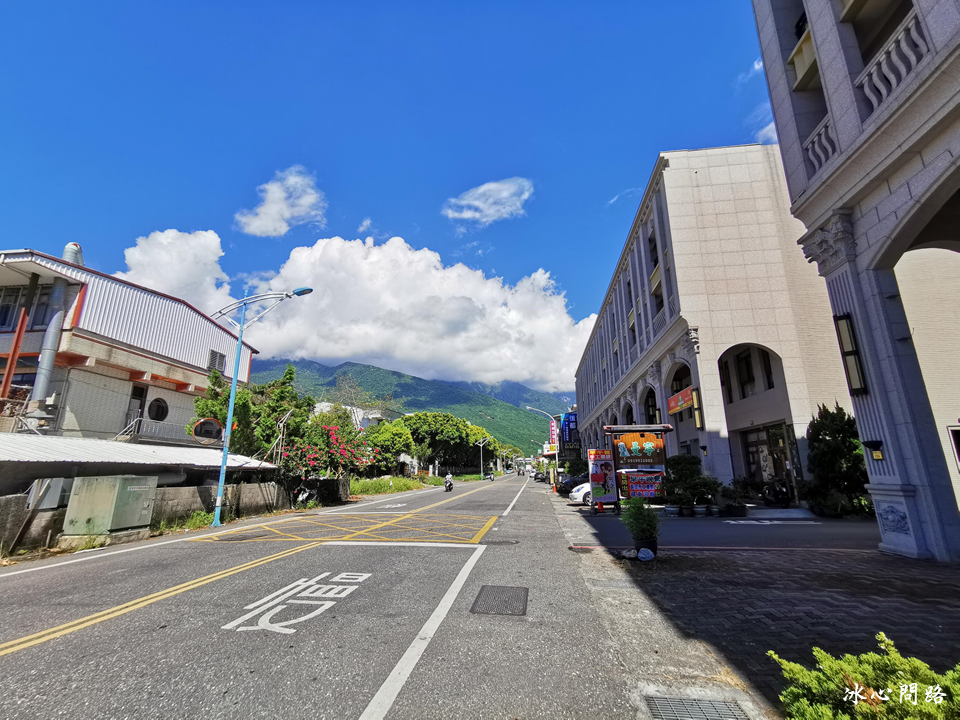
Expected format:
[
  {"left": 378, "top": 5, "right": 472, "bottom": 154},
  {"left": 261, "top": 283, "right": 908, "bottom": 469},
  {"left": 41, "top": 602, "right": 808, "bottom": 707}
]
[
  {"left": 644, "top": 696, "right": 749, "bottom": 720},
  {"left": 481, "top": 540, "right": 519, "bottom": 545},
  {"left": 469, "top": 585, "right": 528, "bottom": 616}
]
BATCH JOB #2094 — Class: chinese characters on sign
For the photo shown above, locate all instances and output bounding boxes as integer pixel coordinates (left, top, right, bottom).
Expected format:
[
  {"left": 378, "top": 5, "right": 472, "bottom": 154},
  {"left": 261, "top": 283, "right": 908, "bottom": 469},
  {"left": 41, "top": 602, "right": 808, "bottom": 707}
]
[
  {"left": 559, "top": 412, "right": 581, "bottom": 461},
  {"left": 549, "top": 420, "right": 558, "bottom": 446},
  {"left": 222, "top": 572, "right": 371, "bottom": 635},
  {"left": 621, "top": 470, "right": 664, "bottom": 499},
  {"left": 844, "top": 682, "right": 945, "bottom": 707},
  {"left": 610, "top": 431, "right": 665, "bottom": 466},
  {"left": 667, "top": 387, "right": 694, "bottom": 415}
]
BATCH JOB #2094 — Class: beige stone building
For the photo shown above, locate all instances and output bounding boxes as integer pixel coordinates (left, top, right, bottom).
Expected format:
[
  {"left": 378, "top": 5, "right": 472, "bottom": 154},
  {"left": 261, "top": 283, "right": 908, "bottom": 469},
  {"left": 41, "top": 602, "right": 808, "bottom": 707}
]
[
  {"left": 575, "top": 144, "right": 851, "bottom": 493},
  {"left": 750, "top": 0, "right": 960, "bottom": 560}
]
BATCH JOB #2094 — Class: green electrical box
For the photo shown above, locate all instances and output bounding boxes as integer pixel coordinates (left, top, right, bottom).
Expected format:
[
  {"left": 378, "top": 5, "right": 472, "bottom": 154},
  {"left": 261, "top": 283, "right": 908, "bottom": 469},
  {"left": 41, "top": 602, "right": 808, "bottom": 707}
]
[{"left": 63, "top": 476, "right": 158, "bottom": 536}]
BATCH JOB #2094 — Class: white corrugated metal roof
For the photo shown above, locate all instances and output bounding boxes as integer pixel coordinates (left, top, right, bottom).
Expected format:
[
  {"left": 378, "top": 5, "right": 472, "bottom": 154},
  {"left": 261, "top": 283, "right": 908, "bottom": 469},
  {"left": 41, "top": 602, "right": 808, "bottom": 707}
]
[
  {"left": 0, "top": 250, "right": 256, "bottom": 382},
  {"left": 0, "top": 434, "right": 275, "bottom": 470}
]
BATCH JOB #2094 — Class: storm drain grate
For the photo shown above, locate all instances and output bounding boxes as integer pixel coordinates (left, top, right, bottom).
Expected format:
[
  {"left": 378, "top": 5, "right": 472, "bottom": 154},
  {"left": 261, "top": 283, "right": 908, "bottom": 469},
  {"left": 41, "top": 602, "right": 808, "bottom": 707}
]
[
  {"left": 469, "top": 585, "right": 528, "bottom": 616},
  {"left": 212, "top": 531, "right": 272, "bottom": 542},
  {"left": 644, "top": 696, "right": 749, "bottom": 720}
]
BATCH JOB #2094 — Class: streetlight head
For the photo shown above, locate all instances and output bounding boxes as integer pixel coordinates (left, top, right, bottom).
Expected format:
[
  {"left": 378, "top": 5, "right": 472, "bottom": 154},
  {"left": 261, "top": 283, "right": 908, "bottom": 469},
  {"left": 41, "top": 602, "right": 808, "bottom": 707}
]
[{"left": 292, "top": 287, "right": 313, "bottom": 296}]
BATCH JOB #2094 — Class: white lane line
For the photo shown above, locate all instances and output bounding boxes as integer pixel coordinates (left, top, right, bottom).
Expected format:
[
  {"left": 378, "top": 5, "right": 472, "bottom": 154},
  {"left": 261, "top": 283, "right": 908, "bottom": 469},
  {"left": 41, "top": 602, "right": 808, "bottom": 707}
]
[
  {"left": 0, "top": 488, "right": 444, "bottom": 579},
  {"left": 358, "top": 544, "right": 486, "bottom": 720},
  {"left": 501, "top": 480, "right": 529, "bottom": 516}
]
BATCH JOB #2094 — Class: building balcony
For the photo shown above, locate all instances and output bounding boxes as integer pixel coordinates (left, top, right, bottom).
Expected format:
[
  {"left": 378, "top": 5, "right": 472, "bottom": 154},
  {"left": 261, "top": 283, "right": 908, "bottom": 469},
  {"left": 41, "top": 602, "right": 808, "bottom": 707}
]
[
  {"left": 649, "top": 264, "right": 662, "bottom": 293},
  {"left": 788, "top": 25, "right": 819, "bottom": 91},
  {"left": 855, "top": 8, "right": 930, "bottom": 117},
  {"left": 652, "top": 307, "right": 666, "bottom": 336},
  {"left": 117, "top": 417, "right": 207, "bottom": 446},
  {"left": 803, "top": 114, "right": 839, "bottom": 175}
]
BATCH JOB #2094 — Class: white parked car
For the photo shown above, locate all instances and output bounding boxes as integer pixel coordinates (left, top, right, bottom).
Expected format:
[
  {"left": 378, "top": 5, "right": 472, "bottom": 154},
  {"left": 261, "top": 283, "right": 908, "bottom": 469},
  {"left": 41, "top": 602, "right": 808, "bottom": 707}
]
[{"left": 569, "top": 482, "right": 591, "bottom": 506}]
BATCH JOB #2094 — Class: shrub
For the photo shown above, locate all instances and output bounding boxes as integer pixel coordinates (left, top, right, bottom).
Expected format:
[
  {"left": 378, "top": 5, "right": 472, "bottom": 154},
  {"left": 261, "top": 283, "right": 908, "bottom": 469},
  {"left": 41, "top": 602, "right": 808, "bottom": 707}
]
[
  {"left": 769, "top": 633, "right": 958, "bottom": 719},
  {"left": 185, "top": 510, "right": 215, "bottom": 529},
  {"left": 620, "top": 496, "right": 660, "bottom": 541},
  {"left": 349, "top": 477, "right": 424, "bottom": 495}
]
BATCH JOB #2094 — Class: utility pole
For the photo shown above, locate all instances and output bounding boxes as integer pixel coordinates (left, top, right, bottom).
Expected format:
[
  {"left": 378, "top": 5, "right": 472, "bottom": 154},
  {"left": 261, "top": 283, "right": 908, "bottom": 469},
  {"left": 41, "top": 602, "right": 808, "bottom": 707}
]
[{"left": 476, "top": 436, "right": 490, "bottom": 480}]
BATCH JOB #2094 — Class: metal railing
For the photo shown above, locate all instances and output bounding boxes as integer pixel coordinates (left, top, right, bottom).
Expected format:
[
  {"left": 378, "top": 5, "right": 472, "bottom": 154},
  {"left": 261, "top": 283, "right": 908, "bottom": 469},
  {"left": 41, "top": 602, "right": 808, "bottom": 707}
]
[
  {"left": 855, "top": 8, "right": 929, "bottom": 117},
  {"left": 115, "top": 415, "right": 193, "bottom": 442}
]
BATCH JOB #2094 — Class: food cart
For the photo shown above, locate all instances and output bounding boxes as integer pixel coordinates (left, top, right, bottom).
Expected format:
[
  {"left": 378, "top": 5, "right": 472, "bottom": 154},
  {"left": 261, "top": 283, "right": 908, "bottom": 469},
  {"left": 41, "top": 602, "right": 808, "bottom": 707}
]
[{"left": 588, "top": 424, "right": 673, "bottom": 515}]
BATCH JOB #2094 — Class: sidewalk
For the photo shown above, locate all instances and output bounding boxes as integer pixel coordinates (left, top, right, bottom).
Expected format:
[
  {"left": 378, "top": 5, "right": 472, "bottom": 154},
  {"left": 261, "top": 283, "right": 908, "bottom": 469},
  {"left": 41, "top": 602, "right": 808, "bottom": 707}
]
[{"left": 548, "top": 490, "right": 960, "bottom": 711}]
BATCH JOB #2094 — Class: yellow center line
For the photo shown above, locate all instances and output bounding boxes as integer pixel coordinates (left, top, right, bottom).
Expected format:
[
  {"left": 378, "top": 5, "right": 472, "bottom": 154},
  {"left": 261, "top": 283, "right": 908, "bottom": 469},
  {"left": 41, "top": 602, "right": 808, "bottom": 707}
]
[
  {"left": 337, "top": 482, "right": 500, "bottom": 540},
  {"left": 0, "top": 542, "right": 323, "bottom": 658}
]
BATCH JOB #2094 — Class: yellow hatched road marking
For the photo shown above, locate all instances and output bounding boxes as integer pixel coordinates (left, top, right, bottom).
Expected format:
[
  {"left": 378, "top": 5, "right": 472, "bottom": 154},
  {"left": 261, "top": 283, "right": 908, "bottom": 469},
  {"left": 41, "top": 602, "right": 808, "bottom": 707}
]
[
  {"left": 470, "top": 516, "right": 498, "bottom": 543},
  {"left": 0, "top": 542, "right": 322, "bottom": 658}
]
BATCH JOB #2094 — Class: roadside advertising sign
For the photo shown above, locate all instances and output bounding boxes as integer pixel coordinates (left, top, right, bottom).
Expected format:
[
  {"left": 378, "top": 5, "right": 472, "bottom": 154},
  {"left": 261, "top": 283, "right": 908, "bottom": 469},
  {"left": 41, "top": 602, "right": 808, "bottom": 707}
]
[
  {"left": 587, "top": 449, "right": 617, "bottom": 503},
  {"left": 559, "top": 412, "right": 581, "bottom": 461},
  {"left": 667, "top": 387, "right": 694, "bottom": 415},
  {"left": 611, "top": 429, "right": 665, "bottom": 466},
  {"left": 620, "top": 470, "right": 664, "bottom": 499},
  {"left": 549, "top": 420, "right": 558, "bottom": 445}
]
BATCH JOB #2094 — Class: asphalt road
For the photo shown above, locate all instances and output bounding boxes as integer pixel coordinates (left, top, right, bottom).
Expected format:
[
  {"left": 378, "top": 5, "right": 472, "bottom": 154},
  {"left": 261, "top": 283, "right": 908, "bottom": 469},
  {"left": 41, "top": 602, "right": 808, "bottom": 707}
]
[{"left": 0, "top": 475, "right": 640, "bottom": 720}]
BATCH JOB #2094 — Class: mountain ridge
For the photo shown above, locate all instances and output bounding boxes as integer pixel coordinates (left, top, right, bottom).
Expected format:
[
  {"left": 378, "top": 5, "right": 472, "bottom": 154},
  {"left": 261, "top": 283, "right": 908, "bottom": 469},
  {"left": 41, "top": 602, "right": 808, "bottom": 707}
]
[{"left": 249, "top": 358, "right": 576, "bottom": 451}]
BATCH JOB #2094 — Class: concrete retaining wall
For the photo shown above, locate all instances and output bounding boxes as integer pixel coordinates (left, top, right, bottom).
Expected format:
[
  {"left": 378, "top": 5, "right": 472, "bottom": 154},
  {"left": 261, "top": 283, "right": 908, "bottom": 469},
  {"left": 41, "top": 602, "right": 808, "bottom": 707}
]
[{"left": 0, "top": 482, "right": 292, "bottom": 552}]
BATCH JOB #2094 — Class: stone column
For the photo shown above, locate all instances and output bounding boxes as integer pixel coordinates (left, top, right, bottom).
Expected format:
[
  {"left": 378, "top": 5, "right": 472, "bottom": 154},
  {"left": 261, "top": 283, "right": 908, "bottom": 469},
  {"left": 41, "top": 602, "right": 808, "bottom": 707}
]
[{"left": 803, "top": 211, "right": 960, "bottom": 561}]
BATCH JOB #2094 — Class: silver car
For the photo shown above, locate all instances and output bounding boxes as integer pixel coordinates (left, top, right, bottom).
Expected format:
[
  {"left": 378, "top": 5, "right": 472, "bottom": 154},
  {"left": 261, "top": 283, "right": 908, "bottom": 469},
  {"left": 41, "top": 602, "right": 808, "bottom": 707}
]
[{"left": 569, "top": 482, "right": 591, "bottom": 506}]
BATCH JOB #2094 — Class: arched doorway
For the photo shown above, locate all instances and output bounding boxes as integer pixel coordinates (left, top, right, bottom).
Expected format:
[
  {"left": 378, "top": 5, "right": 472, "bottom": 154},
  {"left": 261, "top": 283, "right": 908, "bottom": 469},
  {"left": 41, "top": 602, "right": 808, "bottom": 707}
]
[
  {"left": 641, "top": 387, "right": 660, "bottom": 425},
  {"left": 665, "top": 362, "right": 697, "bottom": 455},
  {"left": 717, "top": 344, "right": 799, "bottom": 500},
  {"left": 896, "top": 247, "right": 960, "bottom": 508},
  {"left": 623, "top": 403, "right": 635, "bottom": 425}
]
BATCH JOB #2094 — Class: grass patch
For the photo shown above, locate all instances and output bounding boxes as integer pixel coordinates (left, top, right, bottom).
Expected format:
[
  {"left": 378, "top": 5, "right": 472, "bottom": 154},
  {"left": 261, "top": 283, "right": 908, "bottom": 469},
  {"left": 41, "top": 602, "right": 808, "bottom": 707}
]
[
  {"left": 350, "top": 477, "right": 426, "bottom": 495},
  {"left": 76, "top": 535, "right": 106, "bottom": 551}
]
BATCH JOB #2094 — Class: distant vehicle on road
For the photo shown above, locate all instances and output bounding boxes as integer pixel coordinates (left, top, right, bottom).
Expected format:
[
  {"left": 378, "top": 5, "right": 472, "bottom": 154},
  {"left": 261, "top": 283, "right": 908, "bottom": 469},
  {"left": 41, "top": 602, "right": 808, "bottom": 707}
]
[
  {"left": 533, "top": 471, "right": 546, "bottom": 483},
  {"left": 569, "top": 482, "right": 591, "bottom": 506}
]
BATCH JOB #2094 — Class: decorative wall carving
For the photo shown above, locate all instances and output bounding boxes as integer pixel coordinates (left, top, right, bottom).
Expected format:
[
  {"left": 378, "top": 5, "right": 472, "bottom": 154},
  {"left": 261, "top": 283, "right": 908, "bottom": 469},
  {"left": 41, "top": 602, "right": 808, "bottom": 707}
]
[
  {"left": 878, "top": 504, "right": 910, "bottom": 535},
  {"left": 681, "top": 327, "right": 700, "bottom": 356},
  {"left": 645, "top": 361, "right": 662, "bottom": 387},
  {"left": 802, "top": 211, "right": 857, "bottom": 276}
]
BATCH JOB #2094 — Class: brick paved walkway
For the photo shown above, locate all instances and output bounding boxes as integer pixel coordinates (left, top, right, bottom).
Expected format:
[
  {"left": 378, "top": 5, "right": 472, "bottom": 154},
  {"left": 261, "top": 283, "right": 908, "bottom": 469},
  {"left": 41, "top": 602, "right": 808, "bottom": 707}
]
[{"left": 620, "top": 549, "right": 960, "bottom": 705}]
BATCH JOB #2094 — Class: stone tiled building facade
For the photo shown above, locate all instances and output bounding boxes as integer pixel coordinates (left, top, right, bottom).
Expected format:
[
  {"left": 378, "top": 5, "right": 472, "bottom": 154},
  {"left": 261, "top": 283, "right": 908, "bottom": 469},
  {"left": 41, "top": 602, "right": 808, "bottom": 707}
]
[
  {"left": 751, "top": 0, "right": 960, "bottom": 560},
  {"left": 575, "top": 144, "right": 851, "bottom": 492}
]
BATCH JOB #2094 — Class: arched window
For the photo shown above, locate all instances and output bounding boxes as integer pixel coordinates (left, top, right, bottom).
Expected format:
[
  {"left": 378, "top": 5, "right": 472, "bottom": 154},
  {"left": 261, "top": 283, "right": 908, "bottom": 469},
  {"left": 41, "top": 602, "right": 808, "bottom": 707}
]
[{"left": 644, "top": 391, "right": 660, "bottom": 424}]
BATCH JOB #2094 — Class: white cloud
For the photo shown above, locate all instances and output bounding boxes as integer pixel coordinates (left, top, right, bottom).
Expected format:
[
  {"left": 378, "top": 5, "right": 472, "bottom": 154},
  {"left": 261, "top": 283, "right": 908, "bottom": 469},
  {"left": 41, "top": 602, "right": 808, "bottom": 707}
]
[
  {"left": 357, "top": 217, "right": 372, "bottom": 234},
  {"left": 756, "top": 121, "right": 779, "bottom": 145},
  {"left": 235, "top": 165, "right": 327, "bottom": 237},
  {"left": 119, "top": 232, "right": 593, "bottom": 392},
  {"left": 114, "top": 229, "right": 234, "bottom": 314},
  {"left": 441, "top": 177, "right": 534, "bottom": 228},
  {"left": 735, "top": 57, "right": 764, "bottom": 88},
  {"left": 606, "top": 187, "right": 643, "bottom": 206}
]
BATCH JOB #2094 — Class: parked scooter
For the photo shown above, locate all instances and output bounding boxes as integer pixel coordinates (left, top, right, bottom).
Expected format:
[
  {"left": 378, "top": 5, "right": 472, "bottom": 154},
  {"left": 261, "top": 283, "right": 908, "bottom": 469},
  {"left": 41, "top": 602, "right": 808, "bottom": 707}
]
[
  {"left": 761, "top": 478, "right": 791, "bottom": 508},
  {"left": 444, "top": 474, "right": 453, "bottom": 492}
]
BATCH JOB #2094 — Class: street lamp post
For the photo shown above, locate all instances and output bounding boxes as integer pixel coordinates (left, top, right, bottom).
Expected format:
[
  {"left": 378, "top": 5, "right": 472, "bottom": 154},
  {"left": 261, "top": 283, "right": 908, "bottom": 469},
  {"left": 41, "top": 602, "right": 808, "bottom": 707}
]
[
  {"left": 209, "top": 287, "right": 313, "bottom": 527},
  {"left": 476, "top": 436, "right": 490, "bottom": 480}
]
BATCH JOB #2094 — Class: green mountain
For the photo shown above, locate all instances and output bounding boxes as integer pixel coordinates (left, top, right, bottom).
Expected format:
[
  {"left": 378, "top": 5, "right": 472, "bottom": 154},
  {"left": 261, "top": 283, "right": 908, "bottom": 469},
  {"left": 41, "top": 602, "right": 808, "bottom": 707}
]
[
  {"left": 249, "top": 358, "right": 560, "bottom": 452},
  {"left": 443, "top": 380, "right": 570, "bottom": 416}
]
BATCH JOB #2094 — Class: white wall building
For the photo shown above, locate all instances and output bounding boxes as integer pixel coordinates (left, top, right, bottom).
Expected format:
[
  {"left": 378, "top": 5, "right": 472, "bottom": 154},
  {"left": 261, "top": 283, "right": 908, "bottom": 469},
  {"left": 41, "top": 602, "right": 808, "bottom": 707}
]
[
  {"left": 575, "top": 144, "right": 851, "bottom": 494},
  {"left": 750, "top": 0, "right": 960, "bottom": 560},
  {"left": 0, "top": 245, "right": 255, "bottom": 443}
]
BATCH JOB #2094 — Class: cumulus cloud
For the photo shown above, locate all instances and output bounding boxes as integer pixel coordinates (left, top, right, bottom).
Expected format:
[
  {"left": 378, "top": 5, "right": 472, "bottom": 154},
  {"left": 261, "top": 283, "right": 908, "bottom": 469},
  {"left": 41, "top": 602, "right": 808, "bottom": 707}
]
[
  {"left": 118, "top": 232, "right": 593, "bottom": 392},
  {"left": 735, "top": 57, "right": 764, "bottom": 88},
  {"left": 235, "top": 165, "right": 327, "bottom": 237},
  {"left": 756, "top": 122, "right": 779, "bottom": 144},
  {"left": 114, "top": 229, "right": 235, "bottom": 314},
  {"left": 357, "top": 217, "right": 372, "bottom": 233},
  {"left": 441, "top": 177, "right": 534, "bottom": 228}
]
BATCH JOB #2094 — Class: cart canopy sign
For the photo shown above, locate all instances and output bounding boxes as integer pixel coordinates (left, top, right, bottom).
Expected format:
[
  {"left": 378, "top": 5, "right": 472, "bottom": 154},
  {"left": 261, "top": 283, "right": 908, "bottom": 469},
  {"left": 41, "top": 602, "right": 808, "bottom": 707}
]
[
  {"left": 612, "top": 431, "right": 665, "bottom": 466},
  {"left": 588, "top": 449, "right": 617, "bottom": 503}
]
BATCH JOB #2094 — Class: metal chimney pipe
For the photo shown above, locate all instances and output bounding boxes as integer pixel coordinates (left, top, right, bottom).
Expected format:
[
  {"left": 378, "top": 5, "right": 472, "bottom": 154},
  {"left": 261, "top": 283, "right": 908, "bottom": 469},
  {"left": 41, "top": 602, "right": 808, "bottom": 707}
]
[{"left": 30, "top": 243, "right": 83, "bottom": 403}]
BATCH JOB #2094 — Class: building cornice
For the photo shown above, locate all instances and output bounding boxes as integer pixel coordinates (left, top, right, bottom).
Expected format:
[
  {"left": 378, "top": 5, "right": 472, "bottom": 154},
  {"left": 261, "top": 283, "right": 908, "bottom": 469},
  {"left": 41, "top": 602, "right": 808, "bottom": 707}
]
[{"left": 574, "top": 155, "right": 669, "bottom": 378}]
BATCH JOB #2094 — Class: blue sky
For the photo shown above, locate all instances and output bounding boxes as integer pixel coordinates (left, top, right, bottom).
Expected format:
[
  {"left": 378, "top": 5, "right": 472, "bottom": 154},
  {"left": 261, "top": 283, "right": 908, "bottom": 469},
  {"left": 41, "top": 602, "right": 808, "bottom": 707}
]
[{"left": 0, "top": 1, "right": 773, "bottom": 391}]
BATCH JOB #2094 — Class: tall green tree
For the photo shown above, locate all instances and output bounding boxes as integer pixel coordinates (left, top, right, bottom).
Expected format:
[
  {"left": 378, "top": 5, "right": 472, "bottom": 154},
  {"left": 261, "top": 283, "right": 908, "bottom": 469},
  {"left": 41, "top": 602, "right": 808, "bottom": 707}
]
[
  {"left": 806, "top": 403, "right": 868, "bottom": 506},
  {"left": 364, "top": 420, "right": 415, "bottom": 474},
  {"left": 251, "top": 364, "right": 315, "bottom": 454},
  {"left": 402, "top": 412, "right": 472, "bottom": 466}
]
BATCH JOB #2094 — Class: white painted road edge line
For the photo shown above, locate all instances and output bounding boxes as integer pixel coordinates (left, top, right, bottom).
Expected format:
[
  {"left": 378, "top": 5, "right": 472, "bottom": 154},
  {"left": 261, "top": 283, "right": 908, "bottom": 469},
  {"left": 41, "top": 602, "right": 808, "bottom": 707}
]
[
  {"left": 0, "top": 488, "right": 444, "bottom": 580},
  {"left": 502, "top": 479, "right": 529, "bottom": 516},
  {"left": 357, "top": 544, "right": 487, "bottom": 720}
]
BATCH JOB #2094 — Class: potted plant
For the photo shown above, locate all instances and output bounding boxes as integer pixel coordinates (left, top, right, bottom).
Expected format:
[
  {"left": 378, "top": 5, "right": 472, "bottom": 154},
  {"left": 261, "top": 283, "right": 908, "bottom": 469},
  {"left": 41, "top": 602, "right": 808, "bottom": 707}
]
[
  {"left": 721, "top": 484, "right": 748, "bottom": 517},
  {"left": 663, "top": 494, "right": 681, "bottom": 517},
  {"left": 677, "top": 489, "right": 695, "bottom": 517},
  {"left": 621, "top": 496, "right": 660, "bottom": 556}
]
